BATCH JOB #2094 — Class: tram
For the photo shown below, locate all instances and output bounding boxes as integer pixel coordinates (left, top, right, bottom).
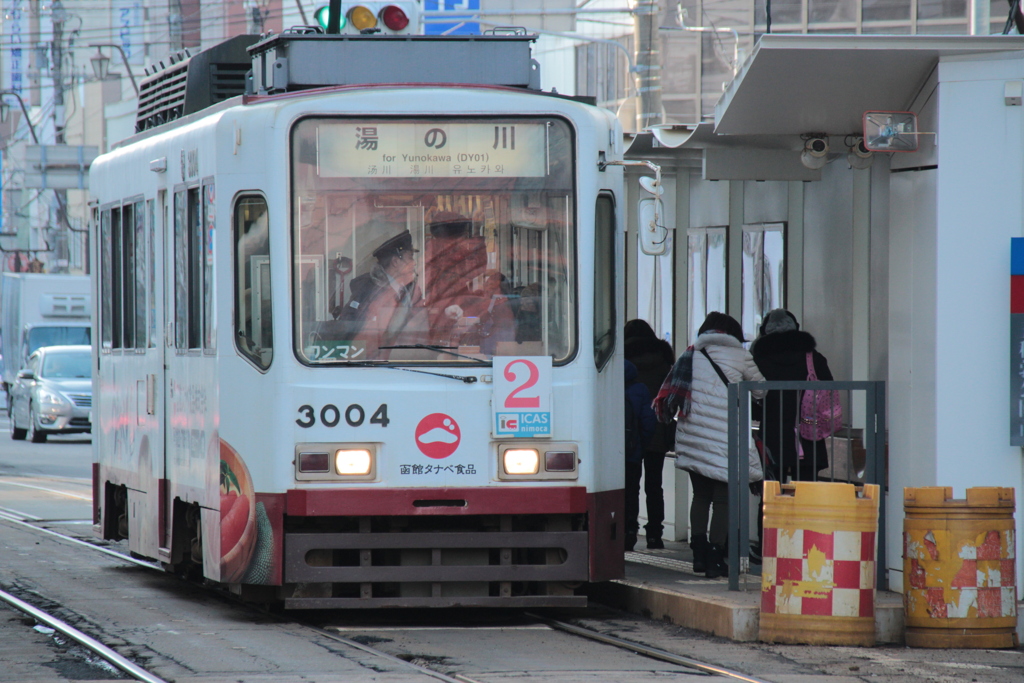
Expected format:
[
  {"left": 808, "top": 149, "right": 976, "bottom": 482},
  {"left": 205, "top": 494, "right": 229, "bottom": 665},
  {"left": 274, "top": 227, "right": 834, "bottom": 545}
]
[{"left": 90, "top": 29, "right": 629, "bottom": 607}]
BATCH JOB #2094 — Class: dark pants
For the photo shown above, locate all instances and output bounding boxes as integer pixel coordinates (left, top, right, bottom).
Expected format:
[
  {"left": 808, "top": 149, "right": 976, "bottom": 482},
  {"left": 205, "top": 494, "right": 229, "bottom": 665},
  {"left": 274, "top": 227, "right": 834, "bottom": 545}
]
[
  {"left": 689, "top": 470, "right": 729, "bottom": 546},
  {"left": 625, "top": 451, "right": 666, "bottom": 538}
]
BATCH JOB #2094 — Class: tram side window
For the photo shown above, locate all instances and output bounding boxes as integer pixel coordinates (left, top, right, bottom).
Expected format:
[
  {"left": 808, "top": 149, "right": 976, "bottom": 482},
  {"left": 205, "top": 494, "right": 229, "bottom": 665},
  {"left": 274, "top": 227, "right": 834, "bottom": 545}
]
[
  {"left": 100, "top": 209, "right": 113, "bottom": 349},
  {"left": 135, "top": 199, "right": 148, "bottom": 349},
  {"left": 234, "top": 196, "right": 272, "bottom": 369},
  {"left": 111, "top": 206, "right": 124, "bottom": 348},
  {"left": 147, "top": 198, "right": 156, "bottom": 348},
  {"left": 122, "top": 202, "right": 137, "bottom": 349},
  {"left": 174, "top": 188, "right": 204, "bottom": 351},
  {"left": 174, "top": 192, "right": 187, "bottom": 350},
  {"left": 202, "top": 182, "right": 216, "bottom": 352},
  {"left": 594, "top": 194, "right": 616, "bottom": 370}
]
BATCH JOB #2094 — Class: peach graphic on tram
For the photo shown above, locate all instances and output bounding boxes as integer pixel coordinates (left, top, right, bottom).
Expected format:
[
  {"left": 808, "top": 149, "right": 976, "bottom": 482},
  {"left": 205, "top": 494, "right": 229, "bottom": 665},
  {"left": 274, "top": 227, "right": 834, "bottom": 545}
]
[{"left": 90, "top": 32, "right": 628, "bottom": 608}]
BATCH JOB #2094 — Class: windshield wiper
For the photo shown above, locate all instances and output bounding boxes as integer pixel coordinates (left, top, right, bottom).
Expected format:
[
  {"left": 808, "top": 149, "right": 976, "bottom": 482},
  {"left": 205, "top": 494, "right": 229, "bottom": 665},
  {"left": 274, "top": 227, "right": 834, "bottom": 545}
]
[
  {"left": 379, "top": 344, "right": 491, "bottom": 364},
  {"left": 341, "top": 359, "right": 478, "bottom": 384}
]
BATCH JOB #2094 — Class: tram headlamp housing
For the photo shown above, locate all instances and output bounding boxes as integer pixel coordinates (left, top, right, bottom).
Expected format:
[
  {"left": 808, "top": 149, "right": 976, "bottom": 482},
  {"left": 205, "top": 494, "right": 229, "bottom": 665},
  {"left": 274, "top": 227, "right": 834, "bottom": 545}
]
[
  {"left": 295, "top": 442, "right": 377, "bottom": 481},
  {"left": 498, "top": 443, "right": 578, "bottom": 480}
]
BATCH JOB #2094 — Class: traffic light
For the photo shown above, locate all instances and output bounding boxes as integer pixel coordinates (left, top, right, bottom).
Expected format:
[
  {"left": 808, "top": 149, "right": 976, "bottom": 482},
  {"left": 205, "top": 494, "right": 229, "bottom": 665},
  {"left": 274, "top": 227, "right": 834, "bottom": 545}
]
[{"left": 314, "top": 1, "right": 420, "bottom": 35}]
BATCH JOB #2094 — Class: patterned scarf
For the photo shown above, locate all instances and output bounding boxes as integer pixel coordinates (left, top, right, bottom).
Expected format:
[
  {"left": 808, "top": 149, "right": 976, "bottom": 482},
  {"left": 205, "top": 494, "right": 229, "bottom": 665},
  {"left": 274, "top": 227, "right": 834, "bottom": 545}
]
[{"left": 653, "top": 345, "right": 694, "bottom": 423}]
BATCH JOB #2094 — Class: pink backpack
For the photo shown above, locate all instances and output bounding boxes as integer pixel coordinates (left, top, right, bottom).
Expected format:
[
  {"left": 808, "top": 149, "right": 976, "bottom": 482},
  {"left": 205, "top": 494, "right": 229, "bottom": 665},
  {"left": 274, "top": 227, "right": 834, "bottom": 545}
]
[{"left": 799, "top": 352, "right": 842, "bottom": 440}]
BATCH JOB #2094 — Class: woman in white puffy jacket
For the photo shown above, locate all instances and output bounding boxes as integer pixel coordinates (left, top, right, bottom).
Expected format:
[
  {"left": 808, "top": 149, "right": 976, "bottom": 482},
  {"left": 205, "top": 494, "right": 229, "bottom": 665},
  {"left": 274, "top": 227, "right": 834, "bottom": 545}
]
[{"left": 654, "top": 312, "right": 764, "bottom": 578}]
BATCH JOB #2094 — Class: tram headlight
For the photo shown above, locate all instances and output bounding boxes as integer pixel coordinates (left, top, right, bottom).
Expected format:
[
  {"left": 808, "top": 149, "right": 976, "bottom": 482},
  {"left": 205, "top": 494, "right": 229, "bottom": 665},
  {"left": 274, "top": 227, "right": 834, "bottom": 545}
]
[
  {"left": 335, "top": 448, "right": 373, "bottom": 475},
  {"left": 498, "top": 443, "right": 578, "bottom": 480},
  {"left": 503, "top": 448, "right": 540, "bottom": 475}
]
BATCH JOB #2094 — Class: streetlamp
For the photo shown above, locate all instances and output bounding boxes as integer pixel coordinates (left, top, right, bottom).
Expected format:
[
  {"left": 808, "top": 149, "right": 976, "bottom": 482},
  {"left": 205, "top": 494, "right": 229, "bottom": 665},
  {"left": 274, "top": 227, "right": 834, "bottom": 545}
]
[
  {"left": 89, "top": 44, "right": 139, "bottom": 95},
  {"left": 0, "top": 90, "right": 39, "bottom": 143}
]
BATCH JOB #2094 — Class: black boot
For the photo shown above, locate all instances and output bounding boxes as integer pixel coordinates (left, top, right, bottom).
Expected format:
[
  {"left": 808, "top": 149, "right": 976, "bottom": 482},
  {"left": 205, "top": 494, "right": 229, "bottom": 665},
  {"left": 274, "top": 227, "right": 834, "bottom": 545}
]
[
  {"left": 706, "top": 543, "right": 727, "bottom": 579},
  {"left": 645, "top": 523, "right": 665, "bottom": 549},
  {"left": 690, "top": 533, "right": 708, "bottom": 574}
]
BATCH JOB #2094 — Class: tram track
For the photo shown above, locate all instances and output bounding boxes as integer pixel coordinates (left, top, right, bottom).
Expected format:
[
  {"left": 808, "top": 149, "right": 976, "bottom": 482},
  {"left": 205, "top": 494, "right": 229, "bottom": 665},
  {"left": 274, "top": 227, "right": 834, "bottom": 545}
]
[
  {"left": 6, "top": 515, "right": 772, "bottom": 683},
  {"left": 0, "top": 586, "right": 168, "bottom": 683}
]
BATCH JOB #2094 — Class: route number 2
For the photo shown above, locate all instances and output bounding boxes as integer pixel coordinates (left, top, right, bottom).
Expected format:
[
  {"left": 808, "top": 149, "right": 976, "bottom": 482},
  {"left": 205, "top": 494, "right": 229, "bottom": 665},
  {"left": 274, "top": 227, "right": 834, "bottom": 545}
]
[{"left": 503, "top": 359, "right": 540, "bottom": 408}]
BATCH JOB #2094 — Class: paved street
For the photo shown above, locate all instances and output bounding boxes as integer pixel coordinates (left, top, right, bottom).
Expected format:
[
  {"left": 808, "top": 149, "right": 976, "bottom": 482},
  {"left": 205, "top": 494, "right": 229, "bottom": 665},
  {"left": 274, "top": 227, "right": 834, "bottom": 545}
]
[{"left": 0, "top": 407, "right": 92, "bottom": 524}]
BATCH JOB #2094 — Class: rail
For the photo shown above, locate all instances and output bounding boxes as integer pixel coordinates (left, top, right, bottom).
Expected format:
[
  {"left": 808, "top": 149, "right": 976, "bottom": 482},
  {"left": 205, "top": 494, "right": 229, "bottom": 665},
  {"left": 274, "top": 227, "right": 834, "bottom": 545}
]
[{"left": 726, "top": 380, "right": 887, "bottom": 591}]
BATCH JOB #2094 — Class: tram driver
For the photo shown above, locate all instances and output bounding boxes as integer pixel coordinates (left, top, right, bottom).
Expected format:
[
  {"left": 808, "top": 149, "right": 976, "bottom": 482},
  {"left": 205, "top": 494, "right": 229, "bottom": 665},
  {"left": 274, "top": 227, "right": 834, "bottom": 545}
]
[{"left": 334, "top": 229, "right": 428, "bottom": 356}]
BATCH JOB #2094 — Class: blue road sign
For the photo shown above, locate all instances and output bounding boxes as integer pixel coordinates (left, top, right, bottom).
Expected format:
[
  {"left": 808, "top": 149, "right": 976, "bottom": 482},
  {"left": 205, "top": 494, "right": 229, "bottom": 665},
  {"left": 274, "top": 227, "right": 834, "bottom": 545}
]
[{"left": 424, "top": 0, "right": 480, "bottom": 35}]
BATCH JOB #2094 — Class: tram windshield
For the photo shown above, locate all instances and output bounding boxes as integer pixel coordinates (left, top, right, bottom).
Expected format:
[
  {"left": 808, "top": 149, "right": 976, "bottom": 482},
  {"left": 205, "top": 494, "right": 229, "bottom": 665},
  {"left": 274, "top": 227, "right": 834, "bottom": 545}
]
[{"left": 291, "top": 117, "right": 576, "bottom": 365}]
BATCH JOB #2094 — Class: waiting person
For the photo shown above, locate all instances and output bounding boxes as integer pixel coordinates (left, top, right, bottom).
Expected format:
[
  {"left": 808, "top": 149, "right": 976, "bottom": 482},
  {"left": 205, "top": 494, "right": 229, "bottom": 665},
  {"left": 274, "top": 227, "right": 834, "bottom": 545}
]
[
  {"left": 624, "top": 319, "right": 675, "bottom": 549},
  {"left": 654, "top": 312, "right": 765, "bottom": 578},
  {"left": 624, "top": 359, "right": 657, "bottom": 551},
  {"left": 750, "top": 308, "right": 835, "bottom": 482}
]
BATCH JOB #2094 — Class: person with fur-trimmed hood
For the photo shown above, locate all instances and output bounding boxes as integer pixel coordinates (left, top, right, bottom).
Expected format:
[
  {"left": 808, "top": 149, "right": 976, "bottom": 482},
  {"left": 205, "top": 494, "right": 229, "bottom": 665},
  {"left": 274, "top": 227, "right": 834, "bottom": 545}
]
[
  {"left": 750, "top": 309, "right": 835, "bottom": 482},
  {"left": 654, "top": 312, "right": 765, "bottom": 578}
]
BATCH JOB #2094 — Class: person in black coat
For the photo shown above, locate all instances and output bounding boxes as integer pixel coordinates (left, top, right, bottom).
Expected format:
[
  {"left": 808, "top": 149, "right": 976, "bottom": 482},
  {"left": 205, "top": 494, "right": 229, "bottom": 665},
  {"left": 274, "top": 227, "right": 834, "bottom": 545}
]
[
  {"left": 624, "top": 359, "right": 657, "bottom": 551},
  {"left": 750, "top": 309, "right": 835, "bottom": 482},
  {"left": 624, "top": 319, "right": 675, "bottom": 549}
]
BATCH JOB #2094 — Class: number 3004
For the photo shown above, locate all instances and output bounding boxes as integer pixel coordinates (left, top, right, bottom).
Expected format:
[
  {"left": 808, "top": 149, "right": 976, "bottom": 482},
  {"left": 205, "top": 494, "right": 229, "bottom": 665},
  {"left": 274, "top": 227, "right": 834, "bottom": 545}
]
[{"left": 296, "top": 403, "right": 389, "bottom": 429}]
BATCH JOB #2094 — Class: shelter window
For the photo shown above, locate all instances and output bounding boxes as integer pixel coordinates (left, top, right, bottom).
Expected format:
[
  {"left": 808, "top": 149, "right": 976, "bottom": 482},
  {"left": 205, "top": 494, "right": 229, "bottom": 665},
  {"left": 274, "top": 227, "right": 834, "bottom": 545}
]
[
  {"left": 687, "top": 226, "right": 727, "bottom": 343},
  {"left": 741, "top": 222, "right": 786, "bottom": 338}
]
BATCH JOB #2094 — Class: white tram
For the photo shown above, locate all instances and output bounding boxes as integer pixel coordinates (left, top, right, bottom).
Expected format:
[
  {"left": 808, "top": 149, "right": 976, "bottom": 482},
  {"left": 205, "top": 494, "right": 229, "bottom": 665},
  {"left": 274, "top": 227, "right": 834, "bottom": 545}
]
[{"left": 90, "top": 31, "right": 628, "bottom": 607}]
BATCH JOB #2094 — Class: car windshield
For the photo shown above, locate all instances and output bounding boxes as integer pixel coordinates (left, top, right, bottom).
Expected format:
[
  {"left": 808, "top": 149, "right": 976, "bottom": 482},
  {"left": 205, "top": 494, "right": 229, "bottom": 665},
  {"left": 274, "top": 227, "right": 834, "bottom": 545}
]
[
  {"left": 41, "top": 351, "right": 91, "bottom": 379},
  {"left": 291, "top": 117, "right": 576, "bottom": 365}
]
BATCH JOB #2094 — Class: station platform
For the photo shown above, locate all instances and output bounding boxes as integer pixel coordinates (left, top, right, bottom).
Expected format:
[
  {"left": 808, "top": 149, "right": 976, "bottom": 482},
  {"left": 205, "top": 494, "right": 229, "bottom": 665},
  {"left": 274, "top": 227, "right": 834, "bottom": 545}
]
[{"left": 587, "top": 536, "right": 1004, "bottom": 645}]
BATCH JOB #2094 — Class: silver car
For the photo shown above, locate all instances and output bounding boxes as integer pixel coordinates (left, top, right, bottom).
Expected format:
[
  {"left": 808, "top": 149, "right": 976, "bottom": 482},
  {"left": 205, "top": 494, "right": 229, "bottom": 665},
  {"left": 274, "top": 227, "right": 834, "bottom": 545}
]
[{"left": 10, "top": 345, "right": 92, "bottom": 443}]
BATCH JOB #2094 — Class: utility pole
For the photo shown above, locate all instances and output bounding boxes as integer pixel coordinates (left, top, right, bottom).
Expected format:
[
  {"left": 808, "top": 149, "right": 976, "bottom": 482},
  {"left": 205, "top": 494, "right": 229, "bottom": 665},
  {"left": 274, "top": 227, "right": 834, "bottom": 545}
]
[
  {"left": 634, "top": 0, "right": 664, "bottom": 131},
  {"left": 51, "top": 0, "right": 69, "bottom": 272}
]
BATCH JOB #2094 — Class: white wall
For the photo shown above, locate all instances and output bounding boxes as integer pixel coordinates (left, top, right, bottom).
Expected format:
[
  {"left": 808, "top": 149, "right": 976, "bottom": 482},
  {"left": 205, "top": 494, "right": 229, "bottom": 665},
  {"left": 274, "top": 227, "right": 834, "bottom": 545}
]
[
  {"left": 888, "top": 167, "right": 939, "bottom": 589},
  {"left": 930, "top": 51, "right": 1024, "bottom": 594},
  {"left": 887, "top": 51, "right": 1024, "bottom": 593}
]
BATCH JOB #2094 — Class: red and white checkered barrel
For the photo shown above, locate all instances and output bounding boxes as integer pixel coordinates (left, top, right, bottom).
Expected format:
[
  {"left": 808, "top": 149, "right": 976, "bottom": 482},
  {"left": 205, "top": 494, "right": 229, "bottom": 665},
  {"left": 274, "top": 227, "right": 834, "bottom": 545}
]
[
  {"left": 760, "top": 481, "right": 880, "bottom": 646},
  {"left": 904, "top": 487, "right": 1018, "bottom": 649}
]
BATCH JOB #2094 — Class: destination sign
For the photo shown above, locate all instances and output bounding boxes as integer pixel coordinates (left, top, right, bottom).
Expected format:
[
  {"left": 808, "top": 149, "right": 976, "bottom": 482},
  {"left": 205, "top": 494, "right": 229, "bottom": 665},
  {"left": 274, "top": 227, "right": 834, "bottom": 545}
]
[{"left": 317, "top": 121, "right": 549, "bottom": 179}]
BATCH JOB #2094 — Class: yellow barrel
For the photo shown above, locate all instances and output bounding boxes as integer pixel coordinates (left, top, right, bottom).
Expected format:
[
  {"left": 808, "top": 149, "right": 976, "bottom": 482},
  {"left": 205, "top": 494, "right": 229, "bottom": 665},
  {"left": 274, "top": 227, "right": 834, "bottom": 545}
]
[
  {"left": 903, "top": 487, "right": 1018, "bottom": 649},
  {"left": 760, "top": 481, "right": 880, "bottom": 646}
]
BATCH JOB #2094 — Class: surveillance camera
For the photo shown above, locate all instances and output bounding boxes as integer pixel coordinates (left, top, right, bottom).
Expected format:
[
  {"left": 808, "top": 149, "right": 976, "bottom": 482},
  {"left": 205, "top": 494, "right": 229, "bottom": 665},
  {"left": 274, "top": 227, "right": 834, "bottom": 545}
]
[
  {"left": 849, "top": 138, "right": 871, "bottom": 159},
  {"left": 800, "top": 136, "right": 830, "bottom": 170},
  {"left": 847, "top": 137, "right": 873, "bottom": 170},
  {"left": 805, "top": 137, "right": 828, "bottom": 157}
]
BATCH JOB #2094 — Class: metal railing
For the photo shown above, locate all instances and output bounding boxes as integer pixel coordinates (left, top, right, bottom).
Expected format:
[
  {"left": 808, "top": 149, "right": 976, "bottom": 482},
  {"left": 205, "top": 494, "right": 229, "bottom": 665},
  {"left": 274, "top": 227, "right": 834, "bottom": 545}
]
[{"left": 726, "top": 380, "right": 887, "bottom": 591}]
